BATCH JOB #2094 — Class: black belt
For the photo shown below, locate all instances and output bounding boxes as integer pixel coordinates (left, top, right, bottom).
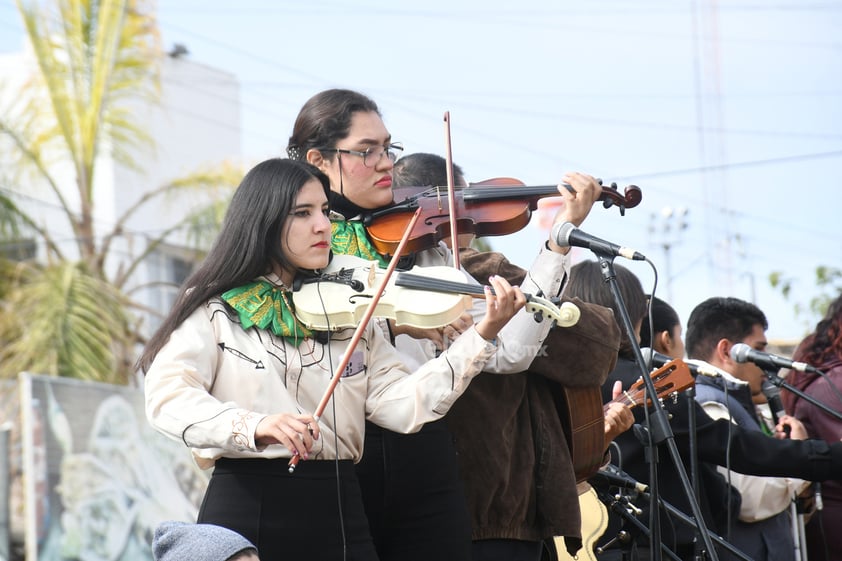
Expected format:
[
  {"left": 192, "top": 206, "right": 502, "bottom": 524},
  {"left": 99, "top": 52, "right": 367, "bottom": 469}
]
[{"left": 213, "top": 457, "right": 354, "bottom": 477}]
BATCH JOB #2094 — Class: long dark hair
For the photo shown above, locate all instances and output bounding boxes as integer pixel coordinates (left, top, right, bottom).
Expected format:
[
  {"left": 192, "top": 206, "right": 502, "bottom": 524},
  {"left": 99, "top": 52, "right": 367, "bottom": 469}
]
[
  {"left": 783, "top": 293, "right": 842, "bottom": 410},
  {"left": 565, "top": 259, "right": 647, "bottom": 360},
  {"left": 286, "top": 88, "right": 381, "bottom": 161},
  {"left": 136, "top": 158, "right": 330, "bottom": 373}
]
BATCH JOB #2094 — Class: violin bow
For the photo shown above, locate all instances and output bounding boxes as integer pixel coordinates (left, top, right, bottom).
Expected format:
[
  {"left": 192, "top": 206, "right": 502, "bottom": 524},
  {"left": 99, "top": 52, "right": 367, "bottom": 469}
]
[
  {"left": 288, "top": 208, "right": 422, "bottom": 474},
  {"left": 443, "top": 111, "right": 461, "bottom": 270}
]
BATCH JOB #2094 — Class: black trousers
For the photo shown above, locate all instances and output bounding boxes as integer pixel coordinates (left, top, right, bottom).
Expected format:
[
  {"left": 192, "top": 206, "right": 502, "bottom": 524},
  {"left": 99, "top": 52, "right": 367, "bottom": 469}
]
[
  {"left": 198, "top": 457, "right": 379, "bottom": 561},
  {"left": 355, "top": 419, "right": 473, "bottom": 561},
  {"left": 472, "top": 539, "right": 544, "bottom": 561}
]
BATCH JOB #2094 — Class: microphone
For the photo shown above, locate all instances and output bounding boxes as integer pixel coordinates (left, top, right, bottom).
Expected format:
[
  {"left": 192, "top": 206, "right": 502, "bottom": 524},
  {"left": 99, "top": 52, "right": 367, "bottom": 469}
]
[
  {"left": 761, "top": 379, "right": 786, "bottom": 422},
  {"left": 641, "top": 347, "right": 721, "bottom": 378},
  {"left": 730, "top": 343, "right": 818, "bottom": 373},
  {"left": 761, "top": 378, "right": 791, "bottom": 436},
  {"left": 590, "top": 466, "right": 649, "bottom": 494},
  {"left": 551, "top": 222, "right": 646, "bottom": 261}
]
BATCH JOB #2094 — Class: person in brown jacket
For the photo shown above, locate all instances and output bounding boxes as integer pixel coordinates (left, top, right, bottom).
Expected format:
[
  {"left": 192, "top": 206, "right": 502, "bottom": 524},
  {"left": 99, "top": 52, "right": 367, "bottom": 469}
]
[
  {"left": 455, "top": 247, "right": 633, "bottom": 561},
  {"left": 394, "top": 153, "right": 634, "bottom": 561}
]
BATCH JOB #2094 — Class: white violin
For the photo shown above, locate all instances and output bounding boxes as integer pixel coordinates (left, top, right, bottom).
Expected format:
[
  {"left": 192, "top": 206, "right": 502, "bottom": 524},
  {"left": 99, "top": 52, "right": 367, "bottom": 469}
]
[{"left": 292, "top": 254, "right": 580, "bottom": 331}]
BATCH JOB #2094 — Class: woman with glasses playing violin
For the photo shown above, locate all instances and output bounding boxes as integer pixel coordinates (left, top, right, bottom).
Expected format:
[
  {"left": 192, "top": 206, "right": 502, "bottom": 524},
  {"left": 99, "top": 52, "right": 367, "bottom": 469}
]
[
  {"left": 287, "top": 88, "right": 604, "bottom": 561},
  {"left": 139, "top": 158, "right": 524, "bottom": 561}
]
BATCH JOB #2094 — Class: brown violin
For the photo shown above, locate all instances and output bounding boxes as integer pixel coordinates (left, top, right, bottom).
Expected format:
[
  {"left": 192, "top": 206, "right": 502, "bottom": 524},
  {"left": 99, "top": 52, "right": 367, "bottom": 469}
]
[{"left": 362, "top": 178, "right": 642, "bottom": 256}]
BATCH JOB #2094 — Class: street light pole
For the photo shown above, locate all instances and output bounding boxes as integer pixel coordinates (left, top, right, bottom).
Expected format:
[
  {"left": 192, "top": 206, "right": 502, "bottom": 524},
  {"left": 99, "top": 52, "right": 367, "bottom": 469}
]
[{"left": 648, "top": 206, "right": 689, "bottom": 302}]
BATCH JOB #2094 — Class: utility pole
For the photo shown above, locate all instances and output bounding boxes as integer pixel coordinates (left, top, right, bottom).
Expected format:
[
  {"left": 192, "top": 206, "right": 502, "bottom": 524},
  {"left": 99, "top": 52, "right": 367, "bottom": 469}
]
[{"left": 648, "top": 206, "right": 689, "bottom": 303}]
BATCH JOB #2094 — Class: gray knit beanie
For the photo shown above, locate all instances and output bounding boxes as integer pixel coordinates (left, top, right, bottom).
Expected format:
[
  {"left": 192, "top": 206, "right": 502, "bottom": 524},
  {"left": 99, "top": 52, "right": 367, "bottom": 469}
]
[{"left": 152, "top": 521, "right": 257, "bottom": 561}]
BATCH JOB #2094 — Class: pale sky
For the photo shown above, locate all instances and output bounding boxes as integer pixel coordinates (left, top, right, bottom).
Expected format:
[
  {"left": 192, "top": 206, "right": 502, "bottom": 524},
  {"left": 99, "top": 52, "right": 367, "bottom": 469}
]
[{"left": 2, "top": 0, "right": 841, "bottom": 342}]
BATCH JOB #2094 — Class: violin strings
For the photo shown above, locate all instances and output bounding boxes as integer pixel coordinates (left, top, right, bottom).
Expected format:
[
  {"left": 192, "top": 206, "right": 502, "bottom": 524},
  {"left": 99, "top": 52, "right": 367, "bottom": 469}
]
[{"left": 394, "top": 273, "right": 486, "bottom": 297}]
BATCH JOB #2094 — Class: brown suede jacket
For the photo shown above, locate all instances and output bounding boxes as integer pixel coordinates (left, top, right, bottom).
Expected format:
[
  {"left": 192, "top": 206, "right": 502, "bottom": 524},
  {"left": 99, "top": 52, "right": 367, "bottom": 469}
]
[{"left": 447, "top": 248, "right": 621, "bottom": 554}]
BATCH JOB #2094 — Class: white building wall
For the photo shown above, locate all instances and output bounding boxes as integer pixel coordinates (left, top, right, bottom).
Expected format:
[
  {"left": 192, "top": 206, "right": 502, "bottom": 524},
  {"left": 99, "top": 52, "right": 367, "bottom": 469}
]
[
  {"left": 112, "top": 55, "right": 241, "bottom": 327},
  {"left": 123, "top": 55, "right": 241, "bottom": 237},
  {"left": 0, "top": 47, "right": 242, "bottom": 330}
]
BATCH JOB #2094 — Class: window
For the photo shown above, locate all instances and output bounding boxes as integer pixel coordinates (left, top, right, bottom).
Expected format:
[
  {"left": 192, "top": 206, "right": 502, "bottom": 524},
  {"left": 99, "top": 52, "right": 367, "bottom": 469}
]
[
  {"left": 0, "top": 238, "right": 37, "bottom": 261},
  {"left": 145, "top": 246, "right": 197, "bottom": 333}
]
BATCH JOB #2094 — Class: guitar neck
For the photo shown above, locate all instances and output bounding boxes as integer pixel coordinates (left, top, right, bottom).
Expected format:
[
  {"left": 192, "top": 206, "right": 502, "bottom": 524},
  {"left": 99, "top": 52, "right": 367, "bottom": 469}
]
[
  {"left": 605, "top": 394, "right": 638, "bottom": 412},
  {"left": 602, "top": 360, "right": 694, "bottom": 414}
]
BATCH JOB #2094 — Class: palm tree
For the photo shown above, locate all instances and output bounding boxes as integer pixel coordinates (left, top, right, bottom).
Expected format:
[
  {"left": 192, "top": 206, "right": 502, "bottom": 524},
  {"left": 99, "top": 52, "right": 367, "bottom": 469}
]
[{"left": 0, "top": 0, "right": 240, "bottom": 384}]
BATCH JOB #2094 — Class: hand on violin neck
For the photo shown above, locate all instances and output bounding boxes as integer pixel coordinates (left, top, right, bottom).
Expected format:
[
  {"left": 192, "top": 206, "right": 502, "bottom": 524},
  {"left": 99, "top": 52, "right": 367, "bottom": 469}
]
[
  {"left": 547, "top": 172, "right": 602, "bottom": 254},
  {"left": 474, "top": 275, "right": 526, "bottom": 342}
]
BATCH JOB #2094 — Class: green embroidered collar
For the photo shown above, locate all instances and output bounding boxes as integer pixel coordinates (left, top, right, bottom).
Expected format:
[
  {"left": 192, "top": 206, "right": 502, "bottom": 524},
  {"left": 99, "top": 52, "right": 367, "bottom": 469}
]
[
  {"left": 222, "top": 279, "right": 312, "bottom": 343},
  {"left": 331, "top": 219, "right": 388, "bottom": 267},
  {"left": 222, "top": 218, "right": 387, "bottom": 343}
]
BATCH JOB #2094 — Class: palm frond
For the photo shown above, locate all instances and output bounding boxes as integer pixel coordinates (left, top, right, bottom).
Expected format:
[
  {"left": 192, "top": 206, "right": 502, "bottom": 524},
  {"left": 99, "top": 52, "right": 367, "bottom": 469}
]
[
  {"left": 16, "top": 0, "right": 162, "bottom": 181},
  {"left": 0, "top": 1, "right": 236, "bottom": 385},
  {"left": 0, "top": 261, "right": 132, "bottom": 383},
  {"left": 0, "top": 192, "right": 24, "bottom": 240}
]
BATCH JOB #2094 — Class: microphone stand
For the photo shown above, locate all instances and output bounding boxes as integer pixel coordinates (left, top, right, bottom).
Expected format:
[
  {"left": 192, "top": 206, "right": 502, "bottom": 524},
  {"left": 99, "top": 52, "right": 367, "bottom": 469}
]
[
  {"left": 592, "top": 486, "right": 683, "bottom": 561},
  {"left": 592, "top": 484, "right": 753, "bottom": 561},
  {"left": 766, "top": 366, "right": 839, "bottom": 555},
  {"left": 656, "top": 498, "right": 754, "bottom": 561},
  {"left": 684, "top": 385, "right": 707, "bottom": 560},
  {"left": 594, "top": 253, "right": 719, "bottom": 561},
  {"left": 685, "top": 386, "right": 700, "bottom": 502},
  {"left": 764, "top": 371, "right": 842, "bottom": 421}
]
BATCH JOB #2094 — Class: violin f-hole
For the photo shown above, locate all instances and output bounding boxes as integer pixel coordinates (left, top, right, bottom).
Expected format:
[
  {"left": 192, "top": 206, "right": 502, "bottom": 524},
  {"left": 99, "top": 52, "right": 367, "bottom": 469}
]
[{"left": 424, "top": 212, "right": 450, "bottom": 226}]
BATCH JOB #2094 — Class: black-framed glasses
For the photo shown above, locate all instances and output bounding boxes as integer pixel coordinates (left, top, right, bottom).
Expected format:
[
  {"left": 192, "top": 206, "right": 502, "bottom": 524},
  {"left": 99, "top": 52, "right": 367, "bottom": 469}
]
[{"left": 319, "top": 142, "right": 404, "bottom": 168}]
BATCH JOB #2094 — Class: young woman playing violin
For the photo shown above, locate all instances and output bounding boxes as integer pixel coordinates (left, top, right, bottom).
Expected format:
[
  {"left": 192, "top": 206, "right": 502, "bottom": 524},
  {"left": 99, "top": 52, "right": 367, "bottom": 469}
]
[
  {"left": 287, "top": 88, "right": 605, "bottom": 561},
  {"left": 138, "top": 159, "right": 524, "bottom": 561}
]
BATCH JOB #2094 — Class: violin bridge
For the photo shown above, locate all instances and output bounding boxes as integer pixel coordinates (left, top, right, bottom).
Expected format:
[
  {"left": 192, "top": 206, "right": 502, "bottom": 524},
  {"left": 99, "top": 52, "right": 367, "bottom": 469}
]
[{"left": 367, "top": 261, "right": 377, "bottom": 288}]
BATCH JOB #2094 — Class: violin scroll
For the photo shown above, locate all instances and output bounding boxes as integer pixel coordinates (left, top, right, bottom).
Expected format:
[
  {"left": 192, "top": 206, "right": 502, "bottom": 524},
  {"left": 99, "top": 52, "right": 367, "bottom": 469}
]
[
  {"left": 526, "top": 298, "right": 580, "bottom": 328},
  {"left": 560, "top": 179, "right": 642, "bottom": 216},
  {"left": 595, "top": 180, "right": 642, "bottom": 216}
]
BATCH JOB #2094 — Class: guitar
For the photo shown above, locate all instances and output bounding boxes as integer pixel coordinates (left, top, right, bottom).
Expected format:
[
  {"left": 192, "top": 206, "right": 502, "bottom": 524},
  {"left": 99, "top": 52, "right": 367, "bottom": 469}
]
[
  {"left": 552, "top": 482, "right": 609, "bottom": 561},
  {"left": 559, "top": 358, "right": 696, "bottom": 483},
  {"left": 552, "top": 359, "right": 695, "bottom": 561}
]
